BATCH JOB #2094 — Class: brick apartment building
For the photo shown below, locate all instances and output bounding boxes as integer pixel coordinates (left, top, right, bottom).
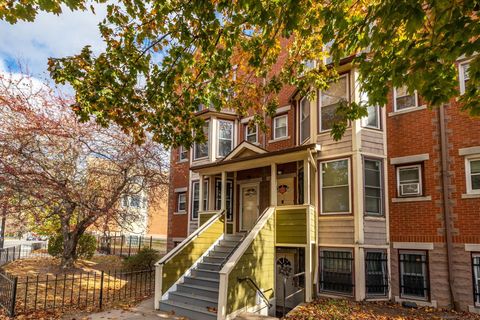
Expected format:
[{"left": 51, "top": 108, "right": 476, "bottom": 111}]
[{"left": 160, "top": 52, "right": 479, "bottom": 318}]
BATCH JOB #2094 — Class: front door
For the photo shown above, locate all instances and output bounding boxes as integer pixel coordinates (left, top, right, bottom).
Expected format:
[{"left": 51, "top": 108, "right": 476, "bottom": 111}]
[{"left": 240, "top": 184, "right": 259, "bottom": 231}]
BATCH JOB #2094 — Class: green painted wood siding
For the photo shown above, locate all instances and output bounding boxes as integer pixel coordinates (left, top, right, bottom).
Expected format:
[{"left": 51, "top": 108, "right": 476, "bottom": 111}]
[
  {"left": 161, "top": 215, "right": 224, "bottom": 293},
  {"left": 199, "top": 212, "right": 216, "bottom": 227},
  {"left": 276, "top": 207, "right": 307, "bottom": 244},
  {"left": 226, "top": 214, "right": 275, "bottom": 315}
]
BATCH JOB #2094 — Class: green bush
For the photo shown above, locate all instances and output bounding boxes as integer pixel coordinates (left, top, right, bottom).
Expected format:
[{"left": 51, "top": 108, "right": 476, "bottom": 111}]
[
  {"left": 48, "top": 233, "right": 97, "bottom": 260},
  {"left": 123, "top": 248, "right": 160, "bottom": 271}
]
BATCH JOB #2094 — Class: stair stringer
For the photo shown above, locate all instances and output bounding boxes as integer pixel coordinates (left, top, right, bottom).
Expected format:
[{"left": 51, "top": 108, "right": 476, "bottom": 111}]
[{"left": 161, "top": 234, "right": 225, "bottom": 301}]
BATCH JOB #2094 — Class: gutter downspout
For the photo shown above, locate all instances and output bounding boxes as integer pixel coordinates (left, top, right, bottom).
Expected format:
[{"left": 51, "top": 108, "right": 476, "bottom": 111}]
[{"left": 439, "top": 104, "right": 458, "bottom": 310}]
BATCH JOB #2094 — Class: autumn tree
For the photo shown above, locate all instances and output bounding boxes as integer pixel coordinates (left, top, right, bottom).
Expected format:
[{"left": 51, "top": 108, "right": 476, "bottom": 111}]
[{"left": 0, "top": 73, "right": 169, "bottom": 268}]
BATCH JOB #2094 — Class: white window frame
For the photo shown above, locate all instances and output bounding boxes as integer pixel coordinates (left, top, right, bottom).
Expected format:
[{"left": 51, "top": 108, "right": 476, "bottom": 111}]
[
  {"left": 320, "top": 158, "right": 351, "bottom": 215},
  {"left": 361, "top": 91, "right": 381, "bottom": 130},
  {"left": 393, "top": 86, "right": 419, "bottom": 112},
  {"left": 319, "top": 73, "right": 349, "bottom": 132},
  {"left": 466, "top": 156, "right": 480, "bottom": 195},
  {"left": 193, "top": 120, "right": 209, "bottom": 160},
  {"left": 245, "top": 123, "right": 258, "bottom": 144},
  {"left": 217, "top": 119, "right": 234, "bottom": 158},
  {"left": 459, "top": 61, "right": 470, "bottom": 95},
  {"left": 299, "top": 96, "right": 311, "bottom": 143},
  {"left": 364, "top": 158, "right": 384, "bottom": 216},
  {"left": 177, "top": 192, "right": 186, "bottom": 213},
  {"left": 178, "top": 146, "right": 188, "bottom": 162},
  {"left": 273, "top": 114, "right": 288, "bottom": 140},
  {"left": 397, "top": 164, "right": 422, "bottom": 197},
  {"left": 473, "top": 253, "right": 480, "bottom": 306}
]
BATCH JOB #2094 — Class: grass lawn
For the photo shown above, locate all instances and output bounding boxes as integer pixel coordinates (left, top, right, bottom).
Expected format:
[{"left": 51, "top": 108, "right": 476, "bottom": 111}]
[{"left": 284, "top": 298, "right": 480, "bottom": 320}]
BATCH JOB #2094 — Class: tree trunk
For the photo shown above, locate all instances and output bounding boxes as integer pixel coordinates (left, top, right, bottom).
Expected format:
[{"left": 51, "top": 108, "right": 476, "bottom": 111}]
[{"left": 61, "top": 230, "right": 80, "bottom": 269}]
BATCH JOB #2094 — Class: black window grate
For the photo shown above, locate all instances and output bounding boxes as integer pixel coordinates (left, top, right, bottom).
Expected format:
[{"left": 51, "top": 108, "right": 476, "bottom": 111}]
[
  {"left": 473, "top": 256, "right": 480, "bottom": 305},
  {"left": 399, "top": 252, "right": 429, "bottom": 299},
  {"left": 365, "top": 251, "right": 388, "bottom": 297},
  {"left": 320, "top": 250, "right": 354, "bottom": 295}
]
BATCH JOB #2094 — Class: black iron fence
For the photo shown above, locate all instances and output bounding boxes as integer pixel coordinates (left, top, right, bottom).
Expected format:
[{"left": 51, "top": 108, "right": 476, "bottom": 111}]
[
  {"left": 0, "top": 243, "right": 48, "bottom": 267},
  {"left": 0, "top": 268, "right": 154, "bottom": 317},
  {"left": 93, "top": 234, "right": 167, "bottom": 257}
]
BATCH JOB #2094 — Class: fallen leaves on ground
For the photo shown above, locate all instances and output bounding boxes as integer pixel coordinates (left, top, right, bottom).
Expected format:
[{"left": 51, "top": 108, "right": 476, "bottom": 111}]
[{"left": 284, "top": 298, "right": 480, "bottom": 320}]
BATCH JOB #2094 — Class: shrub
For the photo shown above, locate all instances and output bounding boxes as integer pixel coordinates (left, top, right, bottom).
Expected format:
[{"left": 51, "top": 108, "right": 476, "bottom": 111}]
[
  {"left": 48, "top": 233, "right": 97, "bottom": 260},
  {"left": 123, "top": 248, "right": 160, "bottom": 271}
]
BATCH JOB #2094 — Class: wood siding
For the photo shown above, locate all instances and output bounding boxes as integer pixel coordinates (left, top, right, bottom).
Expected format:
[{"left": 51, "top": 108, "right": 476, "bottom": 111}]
[
  {"left": 317, "top": 129, "right": 352, "bottom": 158},
  {"left": 361, "top": 129, "right": 385, "bottom": 155},
  {"left": 318, "top": 217, "right": 354, "bottom": 244},
  {"left": 276, "top": 207, "right": 307, "bottom": 244},
  {"left": 364, "top": 218, "right": 388, "bottom": 245}
]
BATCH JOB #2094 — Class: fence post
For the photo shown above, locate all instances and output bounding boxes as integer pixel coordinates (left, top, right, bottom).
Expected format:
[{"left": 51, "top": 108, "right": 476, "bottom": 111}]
[
  {"left": 10, "top": 277, "right": 18, "bottom": 317},
  {"left": 99, "top": 271, "right": 105, "bottom": 309},
  {"left": 149, "top": 236, "right": 152, "bottom": 249}
]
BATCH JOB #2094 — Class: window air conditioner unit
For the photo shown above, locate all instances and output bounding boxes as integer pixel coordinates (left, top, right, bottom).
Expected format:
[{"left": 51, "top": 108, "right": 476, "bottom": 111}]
[{"left": 400, "top": 183, "right": 420, "bottom": 196}]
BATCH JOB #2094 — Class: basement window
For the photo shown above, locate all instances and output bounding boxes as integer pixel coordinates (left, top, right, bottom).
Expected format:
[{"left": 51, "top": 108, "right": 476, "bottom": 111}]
[
  {"left": 320, "top": 249, "right": 354, "bottom": 295},
  {"left": 365, "top": 251, "right": 388, "bottom": 297},
  {"left": 473, "top": 254, "right": 480, "bottom": 306},
  {"left": 399, "top": 251, "right": 429, "bottom": 299}
]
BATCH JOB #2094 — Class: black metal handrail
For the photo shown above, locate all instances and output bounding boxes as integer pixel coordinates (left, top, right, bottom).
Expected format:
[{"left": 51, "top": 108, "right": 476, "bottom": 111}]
[{"left": 237, "top": 277, "right": 273, "bottom": 308}]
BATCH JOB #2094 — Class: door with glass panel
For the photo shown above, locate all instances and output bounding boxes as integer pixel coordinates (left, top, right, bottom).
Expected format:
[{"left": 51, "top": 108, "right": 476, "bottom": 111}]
[{"left": 240, "top": 184, "right": 259, "bottom": 231}]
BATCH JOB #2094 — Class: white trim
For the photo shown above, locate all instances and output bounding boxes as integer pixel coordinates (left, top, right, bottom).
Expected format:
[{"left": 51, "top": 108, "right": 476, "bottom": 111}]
[
  {"left": 176, "top": 192, "right": 186, "bottom": 213},
  {"left": 174, "top": 187, "right": 187, "bottom": 193},
  {"left": 299, "top": 96, "right": 311, "bottom": 144},
  {"left": 459, "top": 146, "right": 480, "bottom": 156},
  {"left": 269, "top": 136, "right": 291, "bottom": 143},
  {"left": 393, "top": 242, "right": 434, "bottom": 250},
  {"left": 391, "top": 196, "right": 431, "bottom": 203},
  {"left": 223, "top": 140, "right": 266, "bottom": 161},
  {"left": 388, "top": 105, "right": 427, "bottom": 117},
  {"left": 273, "top": 114, "right": 288, "bottom": 140},
  {"left": 459, "top": 60, "right": 471, "bottom": 95},
  {"left": 465, "top": 155, "right": 480, "bottom": 195},
  {"left": 276, "top": 105, "right": 291, "bottom": 114},
  {"left": 396, "top": 164, "right": 422, "bottom": 197},
  {"left": 393, "top": 86, "right": 419, "bottom": 112},
  {"left": 465, "top": 244, "right": 480, "bottom": 252},
  {"left": 217, "top": 119, "right": 234, "bottom": 158},
  {"left": 468, "top": 305, "right": 480, "bottom": 314},
  {"left": 462, "top": 193, "right": 480, "bottom": 199},
  {"left": 238, "top": 182, "right": 260, "bottom": 231},
  {"left": 193, "top": 120, "right": 210, "bottom": 161},
  {"left": 320, "top": 158, "right": 351, "bottom": 215},
  {"left": 178, "top": 145, "right": 188, "bottom": 162},
  {"left": 390, "top": 154, "right": 429, "bottom": 165}
]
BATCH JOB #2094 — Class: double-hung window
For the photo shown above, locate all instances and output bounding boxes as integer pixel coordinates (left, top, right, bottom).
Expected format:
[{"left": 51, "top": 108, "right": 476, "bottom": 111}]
[
  {"left": 299, "top": 97, "right": 311, "bottom": 143},
  {"left": 245, "top": 124, "right": 258, "bottom": 144},
  {"left": 193, "top": 121, "right": 209, "bottom": 160},
  {"left": 473, "top": 254, "right": 480, "bottom": 306},
  {"left": 360, "top": 91, "right": 380, "bottom": 129},
  {"left": 191, "top": 180, "right": 208, "bottom": 220},
  {"left": 273, "top": 115, "right": 288, "bottom": 140},
  {"left": 394, "top": 85, "right": 418, "bottom": 111},
  {"left": 177, "top": 192, "right": 186, "bottom": 212},
  {"left": 466, "top": 157, "right": 480, "bottom": 194},
  {"left": 364, "top": 159, "right": 383, "bottom": 216},
  {"left": 397, "top": 165, "right": 422, "bottom": 197},
  {"left": 217, "top": 120, "right": 234, "bottom": 157},
  {"left": 320, "top": 74, "right": 348, "bottom": 131},
  {"left": 320, "top": 249, "right": 354, "bottom": 295},
  {"left": 459, "top": 62, "right": 471, "bottom": 95},
  {"left": 399, "top": 251, "right": 429, "bottom": 299},
  {"left": 321, "top": 159, "right": 350, "bottom": 214}
]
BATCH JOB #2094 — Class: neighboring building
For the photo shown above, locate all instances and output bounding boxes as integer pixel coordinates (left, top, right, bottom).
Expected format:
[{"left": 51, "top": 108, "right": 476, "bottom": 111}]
[
  {"left": 387, "top": 57, "right": 480, "bottom": 312},
  {"left": 156, "top": 53, "right": 479, "bottom": 319}
]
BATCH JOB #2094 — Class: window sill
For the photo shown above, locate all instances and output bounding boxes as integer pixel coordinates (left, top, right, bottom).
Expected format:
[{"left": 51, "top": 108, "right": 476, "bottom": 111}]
[
  {"left": 388, "top": 105, "right": 427, "bottom": 117},
  {"left": 392, "top": 196, "right": 431, "bottom": 203},
  {"left": 364, "top": 215, "right": 386, "bottom": 221},
  {"left": 468, "top": 305, "right": 480, "bottom": 314},
  {"left": 177, "top": 159, "right": 189, "bottom": 164},
  {"left": 173, "top": 211, "right": 186, "bottom": 215},
  {"left": 395, "top": 296, "right": 436, "bottom": 308},
  {"left": 268, "top": 136, "right": 290, "bottom": 143},
  {"left": 461, "top": 193, "right": 480, "bottom": 199}
]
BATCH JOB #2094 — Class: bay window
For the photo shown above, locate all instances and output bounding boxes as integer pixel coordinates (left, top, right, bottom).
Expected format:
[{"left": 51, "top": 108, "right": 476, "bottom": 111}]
[
  {"left": 321, "top": 159, "right": 350, "bottom": 214},
  {"left": 193, "top": 121, "right": 209, "bottom": 160},
  {"left": 364, "top": 159, "right": 383, "bottom": 216},
  {"left": 299, "top": 97, "right": 310, "bottom": 143},
  {"left": 320, "top": 74, "right": 348, "bottom": 131},
  {"left": 361, "top": 91, "right": 380, "bottom": 129},
  {"left": 217, "top": 120, "right": 234, "bottom": 157}
]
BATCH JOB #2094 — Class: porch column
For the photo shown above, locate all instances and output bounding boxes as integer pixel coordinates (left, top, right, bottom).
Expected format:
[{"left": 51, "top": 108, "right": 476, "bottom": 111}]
[
  {"left": 199, "top": 175, "right": 204, "bottom": 212},
  {"left": 303, "top": 158, "right": 311, "bottom": 205},
  {"left": 270, "top": 163, "right": 277, "bottom": 206}
]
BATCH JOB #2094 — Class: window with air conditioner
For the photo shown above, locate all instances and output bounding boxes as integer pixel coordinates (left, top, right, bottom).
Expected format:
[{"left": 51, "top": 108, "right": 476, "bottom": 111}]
[{"left": 397, "top": 165, "right": 422, "bottom": 197}]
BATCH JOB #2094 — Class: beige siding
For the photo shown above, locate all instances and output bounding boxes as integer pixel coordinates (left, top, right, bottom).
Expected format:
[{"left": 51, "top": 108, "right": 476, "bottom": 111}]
[
  {"left": 318, "top": 217, "right": 354, "bottom": 244},
  {"left": 317, "top": 129, "right": 352, "bottom": 157},
  {"left": 361, "top": 129, "right": 385, "bottom": 155},
  {"left": 364, "top": 218, "right": 387, "bottom": 245}
]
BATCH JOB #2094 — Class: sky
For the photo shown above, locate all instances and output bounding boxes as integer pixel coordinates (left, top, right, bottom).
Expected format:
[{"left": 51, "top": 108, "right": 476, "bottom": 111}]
[{"left": 0, "top": 4, "right": 107, "bottom": 80}]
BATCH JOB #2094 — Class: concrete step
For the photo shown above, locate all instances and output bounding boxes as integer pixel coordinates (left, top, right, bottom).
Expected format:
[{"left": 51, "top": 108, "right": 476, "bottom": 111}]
[
  {"left": 169, "top": 291, "right": 218, "bottom": 309},
  {"left": 197, "top": 262, "right": 222, "bottom": 271},
  {"left": 176, "top": 283, "right": 219, "bottom": 299},
  {"left": 191, "top": 269, "right": 220, "bottom": 280},
  {"left": 159, "top": 299, "right": 217, "bottom": 320},
  {"left": 184, "top": 275, "right": 220, "bottom": 288}
]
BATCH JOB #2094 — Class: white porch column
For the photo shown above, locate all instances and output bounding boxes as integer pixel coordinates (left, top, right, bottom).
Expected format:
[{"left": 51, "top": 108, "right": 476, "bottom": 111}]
[
  {"left": 270, "top": 163, "right": 277, "bottom": 206},
  {"left": 199, "top": 175, "right": 204, "bottom": 212},
  {"left": 303, "top": 158, "right": 311, "bottom": 205}
]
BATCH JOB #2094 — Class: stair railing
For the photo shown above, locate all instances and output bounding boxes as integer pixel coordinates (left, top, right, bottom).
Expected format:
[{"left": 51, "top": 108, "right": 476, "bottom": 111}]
[
  {"left": 154, "top": 209, "right": 225, "bottom": 309},
  {"left": 237, "top": 277, "right": 273, "bottom": 308}
]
